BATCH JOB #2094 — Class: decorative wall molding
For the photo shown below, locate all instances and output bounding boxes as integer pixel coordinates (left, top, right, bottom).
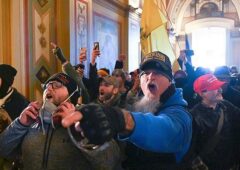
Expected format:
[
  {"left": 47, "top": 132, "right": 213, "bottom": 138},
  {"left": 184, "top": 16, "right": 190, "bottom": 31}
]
[
  {"left": 37, "top": 0, "right": 48, "bottom": 7},
  {"left": 27, "top": 0, "right": 56, "bottom": 101},
  {"left": 93, "top": 0, "right": 129, "bottom": 16}
]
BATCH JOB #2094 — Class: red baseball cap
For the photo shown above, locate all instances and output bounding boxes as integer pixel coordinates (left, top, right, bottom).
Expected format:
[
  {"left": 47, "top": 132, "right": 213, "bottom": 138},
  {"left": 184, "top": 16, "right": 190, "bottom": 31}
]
[{"left": 193, "top": 74, "right": 226, "bottom": 94}]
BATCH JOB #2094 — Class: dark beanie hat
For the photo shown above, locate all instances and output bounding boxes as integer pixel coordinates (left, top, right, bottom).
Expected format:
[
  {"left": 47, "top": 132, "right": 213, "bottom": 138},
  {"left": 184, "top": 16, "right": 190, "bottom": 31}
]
[
  {"left": 44, "top": 73, "right": 79, "bottom": 105},
  {"left": 140, "top": 51, "right": 173, "bottom": 80},
  {"left": 214, "top": 66, "right": 231, "bottom": 78},
  {"left": 0, "top": 64, "right": 17, "bottom": 87}
]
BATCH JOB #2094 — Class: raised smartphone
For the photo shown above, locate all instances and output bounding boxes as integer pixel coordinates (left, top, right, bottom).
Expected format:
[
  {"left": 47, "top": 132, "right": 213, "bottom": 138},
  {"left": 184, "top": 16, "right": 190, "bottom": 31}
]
[{"left": 93, "top": 42, "right": 99, "bottom": 50}]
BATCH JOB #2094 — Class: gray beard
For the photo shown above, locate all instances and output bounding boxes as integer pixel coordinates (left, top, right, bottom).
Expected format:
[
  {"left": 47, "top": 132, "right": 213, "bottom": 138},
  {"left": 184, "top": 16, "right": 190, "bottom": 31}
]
[{"left": 133, "top": 96, "right": 161, "bottom": 114}]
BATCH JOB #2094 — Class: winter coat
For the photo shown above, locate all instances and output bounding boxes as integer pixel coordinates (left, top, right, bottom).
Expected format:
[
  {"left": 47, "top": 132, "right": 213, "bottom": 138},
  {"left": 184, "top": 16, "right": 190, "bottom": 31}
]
[{"left": 190, "top": 100, "right": 240, "bottom": 170}]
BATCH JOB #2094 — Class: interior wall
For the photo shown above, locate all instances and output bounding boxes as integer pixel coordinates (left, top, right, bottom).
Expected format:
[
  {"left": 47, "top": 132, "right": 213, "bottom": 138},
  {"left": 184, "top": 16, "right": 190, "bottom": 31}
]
[
  {"left": 56, "top": 0, "right": 70, "bottom": 70},
  {"left": 128, "top": 12, "right": 141, "bottom": 72},
  {"left": 0, "top": 0, "right": 2, "bottom": 63},
  {"left": 68, "top": 0, "right": 129, "bottom": 73},
  {"left": 229, "top": 33, "right": 240, "bottom": 68},
  {"left": 2, "top": 0, "right": 130, "bottom": 100},
  {"left": 0, "top": 0, "right": 11, "bottom": 64},
  {"left": 92, "top": 0, "right": 128, "bottom": 73},
  {"left": 68, "top": 0, "right": 129, "bottom": 75},
  {"left": 11, "top": 0, "right": 28, "bottom": 97},
  {"left": 167, "top": 0, "right": 240, "bottom": 69}
]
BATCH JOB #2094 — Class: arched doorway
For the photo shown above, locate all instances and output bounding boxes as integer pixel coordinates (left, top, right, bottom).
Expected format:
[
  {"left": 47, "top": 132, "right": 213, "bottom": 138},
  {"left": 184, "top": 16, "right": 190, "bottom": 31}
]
[
  {"left": 168, "top": 0, "right": 240, "bottom": 69},
  {"left": 185, "top": 17, "right": 234, "bottom": 70}
]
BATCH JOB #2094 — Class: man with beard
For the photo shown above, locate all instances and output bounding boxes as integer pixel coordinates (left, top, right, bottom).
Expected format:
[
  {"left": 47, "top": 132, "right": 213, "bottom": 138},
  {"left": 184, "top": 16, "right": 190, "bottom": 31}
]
[
  {"left": 58, "top": 51, "right": 192, "bottom": 169},
  {"left": 0, "top": 72, "right": 121, "bottom": 170},
  {"left": 190, "top": 74, "right": 240, "bottom": 170},
  {"left": 97, "top": 75, "right": 121, "bottom": 107}
]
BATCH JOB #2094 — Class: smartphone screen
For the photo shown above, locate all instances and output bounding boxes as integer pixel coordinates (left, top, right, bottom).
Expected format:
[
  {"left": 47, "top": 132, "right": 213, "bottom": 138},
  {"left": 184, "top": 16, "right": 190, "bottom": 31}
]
[{"left": 93, "top": 42, "right": 99, "bottom": 50}]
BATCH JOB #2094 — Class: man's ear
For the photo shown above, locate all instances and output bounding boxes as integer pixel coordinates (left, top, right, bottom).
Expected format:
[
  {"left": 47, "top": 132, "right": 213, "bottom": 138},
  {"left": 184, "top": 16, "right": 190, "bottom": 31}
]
[{"left": 113, "top": 87, "right": 119, "bottom": 95}]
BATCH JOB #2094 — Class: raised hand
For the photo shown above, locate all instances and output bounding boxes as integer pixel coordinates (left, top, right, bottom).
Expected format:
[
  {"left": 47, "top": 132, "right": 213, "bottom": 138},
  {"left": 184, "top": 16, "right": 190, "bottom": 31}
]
[
  {"left": 91, "top": 49, "right": 100, "bottom": 65},
  {"left": 61, "top": 104, "right": 126, "bottom": 145},
  {"left": 51, "top": 42, "right": 67, "bottom": 64},
  {"left": 52, "top": 102, "right": 76, "bottom": 125},
  {"left": 19, "top": 101, "right": 41, "bottom": 126},
  {"left": 118, "top": 54, "right": 126, "bottom": 62},
  {"left": 179, "top": 50, "right": 187, "bottom": 64},
  {"left": 79, "top": 48, "right": 87, "bottom": 64}
]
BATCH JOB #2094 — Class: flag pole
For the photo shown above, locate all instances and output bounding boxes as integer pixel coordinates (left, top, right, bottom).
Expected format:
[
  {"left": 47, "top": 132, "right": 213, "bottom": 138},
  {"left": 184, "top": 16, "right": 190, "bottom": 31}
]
[{"left": 149, "top": 33, "right": 152, "bottom": 52}]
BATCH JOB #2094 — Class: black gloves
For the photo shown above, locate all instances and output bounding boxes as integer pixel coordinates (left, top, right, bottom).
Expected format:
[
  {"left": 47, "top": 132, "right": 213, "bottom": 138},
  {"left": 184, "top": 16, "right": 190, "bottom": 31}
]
[
  {"left": 79, "top": 104, "right": 126, "bottom": 145},
  {"left": 53, "top": 46, "right": 67, "bottom": 64}
]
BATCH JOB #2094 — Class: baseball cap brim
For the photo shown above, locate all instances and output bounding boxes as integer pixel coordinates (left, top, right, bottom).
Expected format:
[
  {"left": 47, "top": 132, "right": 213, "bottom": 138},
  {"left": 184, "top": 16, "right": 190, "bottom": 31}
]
[
  {"left": 99, "top": 76, "right": 119, "bottom": 87},
  {"left": 206, "top": 80, "right": 225, "bottom": 91}
]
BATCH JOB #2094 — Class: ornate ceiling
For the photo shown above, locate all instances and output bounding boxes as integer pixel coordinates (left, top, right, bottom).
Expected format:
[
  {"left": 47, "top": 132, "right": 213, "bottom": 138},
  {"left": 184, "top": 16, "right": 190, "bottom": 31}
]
[{"left": 164, "top": 0, "right": 240, "bottom": 34}]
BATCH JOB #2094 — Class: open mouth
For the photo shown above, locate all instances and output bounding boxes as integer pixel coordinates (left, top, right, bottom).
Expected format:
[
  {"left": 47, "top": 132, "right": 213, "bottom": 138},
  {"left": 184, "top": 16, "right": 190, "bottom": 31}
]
[
  {"left": 46, "top": 93, "right": 53, "bottom": 100},
  {"left": 148, "top": 83, "right": 157, "bottom": 92},
  {"left": 99, "top": 91, "right": 105, "bottom": 96},
  {"left": 98, "top": 91, "right": 105, "bottom": 101}
]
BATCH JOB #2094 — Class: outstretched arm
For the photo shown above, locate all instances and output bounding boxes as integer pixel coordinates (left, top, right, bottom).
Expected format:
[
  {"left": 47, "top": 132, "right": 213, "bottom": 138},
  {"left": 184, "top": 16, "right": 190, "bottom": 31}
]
[
  {"left": 60, "top": 104, "right": 191, "bottom": 161},
  {"left": 51, "top": 42, "right": 90, "bottom": 104}
]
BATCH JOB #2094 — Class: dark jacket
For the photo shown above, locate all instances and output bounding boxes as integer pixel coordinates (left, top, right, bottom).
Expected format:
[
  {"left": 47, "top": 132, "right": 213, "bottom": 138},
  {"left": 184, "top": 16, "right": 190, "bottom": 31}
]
[
  {"left": 190, "top": 100, "right": 240, "bottom": 170},
  {"left": 222, "top": 85, "right": 240, "bottom": 108},
  {"left": 1, "top": 88, "right": 29, "bottom": 120},
  {"left": 0, "top": 118, "right": 122, "bottom": 170},
  {"left": 88, "top": 63, "right": 100, "bottom": 102}
]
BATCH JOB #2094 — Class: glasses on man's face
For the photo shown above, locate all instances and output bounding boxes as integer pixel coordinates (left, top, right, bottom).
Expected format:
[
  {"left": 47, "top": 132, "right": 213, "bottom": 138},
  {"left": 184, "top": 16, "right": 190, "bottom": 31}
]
[{"left": 45, "top": 81, "right": 63, "bottom": 89}]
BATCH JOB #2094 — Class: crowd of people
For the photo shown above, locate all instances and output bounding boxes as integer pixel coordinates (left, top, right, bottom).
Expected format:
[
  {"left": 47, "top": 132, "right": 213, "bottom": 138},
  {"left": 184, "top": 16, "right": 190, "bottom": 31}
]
[{"left": 0, "top": 44, "right": 240, "bottom": 170}]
